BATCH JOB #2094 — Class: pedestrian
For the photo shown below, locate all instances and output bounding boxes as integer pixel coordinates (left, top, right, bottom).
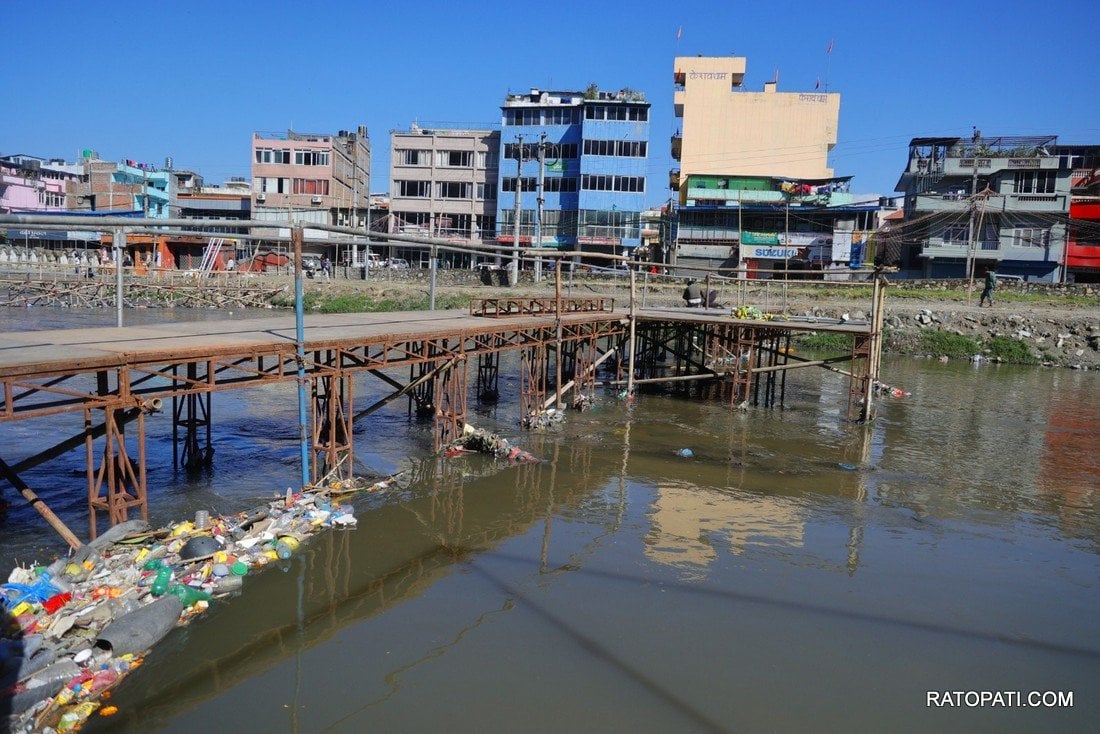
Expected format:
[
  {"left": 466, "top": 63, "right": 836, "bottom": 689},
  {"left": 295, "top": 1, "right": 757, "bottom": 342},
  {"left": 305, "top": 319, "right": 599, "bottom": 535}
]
[
  {"left": 320, "top": 255, "right": 331, "bottom": 280},
  {"left": 682, "top": 279, "right": 704, "bottom": 307},
  {"left": 979, "top": 266, "right": 996, "bottom": 307}
]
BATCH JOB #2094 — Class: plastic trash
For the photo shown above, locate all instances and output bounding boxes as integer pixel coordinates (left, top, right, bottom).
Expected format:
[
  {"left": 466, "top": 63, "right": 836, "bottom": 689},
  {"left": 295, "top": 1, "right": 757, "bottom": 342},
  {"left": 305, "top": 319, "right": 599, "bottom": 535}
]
[
  {"left": 95, "top": 595, "right": 184, "bottom": 656},
  {"left": 168, "top": 583, "right": 212, "bottom": 608},
  {"left": 150, "top": 566, "right": 172, "bottom": 596},
  {"left": 194, "top": 510, "right": 211, "bottom": 531},
  {"left": 179, "top": 535, "right": 220, "bottom": 560},
  {"left": 677, "top": 448, "right": 694, "bottom": 458}
]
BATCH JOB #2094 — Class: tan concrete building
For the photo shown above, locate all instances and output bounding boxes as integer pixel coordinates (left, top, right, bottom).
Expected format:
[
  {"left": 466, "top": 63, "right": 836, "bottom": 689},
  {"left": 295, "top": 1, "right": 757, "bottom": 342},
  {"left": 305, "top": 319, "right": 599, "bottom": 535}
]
[
  {"left": 672, "top": 55, "right": 839, "bottom": 197},
  {"left": 251, "top": 127, "right": 370, "bottom": 228},
  {"left": 388, "top": 124, "right": 500, "bottom": 245}
]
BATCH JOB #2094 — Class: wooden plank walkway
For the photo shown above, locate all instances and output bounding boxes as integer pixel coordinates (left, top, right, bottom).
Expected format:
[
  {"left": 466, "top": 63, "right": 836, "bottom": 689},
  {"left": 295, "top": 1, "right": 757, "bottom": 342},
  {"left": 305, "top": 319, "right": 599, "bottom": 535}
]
[{"left": 0, "top": 306, "right": 870, "bottom": 380}]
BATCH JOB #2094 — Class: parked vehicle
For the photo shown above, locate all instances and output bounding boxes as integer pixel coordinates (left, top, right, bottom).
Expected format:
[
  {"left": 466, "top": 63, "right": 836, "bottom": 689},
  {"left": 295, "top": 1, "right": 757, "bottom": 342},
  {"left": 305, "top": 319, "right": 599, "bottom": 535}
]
[
  {"left": 388, "top": 258, "right": 410, "bottom": 270},
  {"left": 300, "top": 256, "right": 321, "bottom": 277}
]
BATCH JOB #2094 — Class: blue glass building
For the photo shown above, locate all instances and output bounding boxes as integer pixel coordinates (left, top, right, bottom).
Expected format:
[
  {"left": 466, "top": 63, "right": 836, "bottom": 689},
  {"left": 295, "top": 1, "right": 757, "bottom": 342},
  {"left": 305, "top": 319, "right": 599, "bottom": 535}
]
[{"left": 496, "top": 87, "right": 650, "bottom": 261}]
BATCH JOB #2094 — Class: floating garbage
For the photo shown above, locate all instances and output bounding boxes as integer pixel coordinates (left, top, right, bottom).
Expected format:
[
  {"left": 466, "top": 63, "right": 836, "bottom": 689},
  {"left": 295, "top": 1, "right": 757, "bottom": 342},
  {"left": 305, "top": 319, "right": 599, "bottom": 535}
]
[
  {"left": 1, "top": 479, "right": 367, "bottom": 733},
  {"left": 872, "top": 380, "right": 911, "bottom": 398},
  {"left": 677, "top": 448, "right": 694, "bottom": 458},
  {"left": 448, "top": 426, "right": 539, "bottom": 465}
]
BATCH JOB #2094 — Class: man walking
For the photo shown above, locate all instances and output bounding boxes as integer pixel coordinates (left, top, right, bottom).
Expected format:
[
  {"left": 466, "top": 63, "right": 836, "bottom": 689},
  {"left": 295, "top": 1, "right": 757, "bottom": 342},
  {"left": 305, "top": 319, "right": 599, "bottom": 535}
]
[{"left": 979, "top": 266, "right": 996, "bottom": 307}]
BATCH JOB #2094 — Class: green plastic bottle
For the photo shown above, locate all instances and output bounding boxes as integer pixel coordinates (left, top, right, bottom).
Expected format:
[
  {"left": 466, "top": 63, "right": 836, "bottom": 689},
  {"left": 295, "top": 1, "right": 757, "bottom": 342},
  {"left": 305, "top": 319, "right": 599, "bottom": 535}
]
[
  {"left": 168, "top": 583, "right": 212, "bottom": 607},
  {"left": 151, "top": 566, "right": 172, "bottom": 596}
]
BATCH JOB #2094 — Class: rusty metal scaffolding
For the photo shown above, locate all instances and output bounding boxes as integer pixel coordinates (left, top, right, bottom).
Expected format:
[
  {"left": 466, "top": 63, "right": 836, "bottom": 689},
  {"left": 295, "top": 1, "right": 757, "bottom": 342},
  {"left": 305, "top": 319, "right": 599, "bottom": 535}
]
[{"left": 0, "top": 308, "right": 630, "bottom": 539}]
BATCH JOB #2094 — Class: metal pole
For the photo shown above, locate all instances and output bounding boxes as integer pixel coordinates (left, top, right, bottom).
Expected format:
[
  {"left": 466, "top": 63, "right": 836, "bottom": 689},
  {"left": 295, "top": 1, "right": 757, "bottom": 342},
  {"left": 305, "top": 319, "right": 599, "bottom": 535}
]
[
  {"left": 292, "top": 226, "right": 311, "bottom": 488},
  {"left": 554, "top": 257, "right": 563, "bottom": 409},
  {"left": 626, "top": 269, "right": 637, "bottom": 398},
  {"left": 429, "top": 244, "right": 437, "bottom": 311},
  {"left": 511, "top": 135, "right": 523, "bottom": 287},
  {"left": 535, "top": 132, "right": 546, "bottom": 283},
  {"left": 115, "top": 228, "right": 125, "bottom": 327}
]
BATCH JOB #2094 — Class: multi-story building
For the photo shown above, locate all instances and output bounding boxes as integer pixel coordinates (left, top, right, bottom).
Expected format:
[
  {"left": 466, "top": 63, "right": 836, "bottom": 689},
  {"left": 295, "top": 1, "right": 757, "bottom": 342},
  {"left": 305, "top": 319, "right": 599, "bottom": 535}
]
[
  {"left": 1, "top": 155, "right": 76, "bottom": 213},
  {"left": 173, "top": 173, "right": 251, "bottom": 235},
  {"left": 1, "top": 154, "right": 97, "bottom": 252},
  {"left": 1054, "top": 144, "right": 1100, "bottom": 283},
  {"left": 671, "top": 55, "right": 876, "bottom": 276},
  {"left": 389, "top": 123, "right": 499, "bottom": 265},
  {"left": 893, "top": 134, "right": 1072, "bottom": 281},
  {"left": 251, "top": 127, "right": 370, "bottom": 232},
  {"left": 497, "top": 86, "right": 650, "bottom": 261},
  {"left": 65, "top": 151, "right": 164, "bottom": 215}
]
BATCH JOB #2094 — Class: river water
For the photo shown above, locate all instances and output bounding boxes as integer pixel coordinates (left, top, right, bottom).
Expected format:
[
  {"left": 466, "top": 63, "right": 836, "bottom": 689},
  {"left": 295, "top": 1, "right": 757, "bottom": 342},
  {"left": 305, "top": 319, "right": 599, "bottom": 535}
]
[{"left": 1, "top": 308, "right": 1097, "bottom": 732}]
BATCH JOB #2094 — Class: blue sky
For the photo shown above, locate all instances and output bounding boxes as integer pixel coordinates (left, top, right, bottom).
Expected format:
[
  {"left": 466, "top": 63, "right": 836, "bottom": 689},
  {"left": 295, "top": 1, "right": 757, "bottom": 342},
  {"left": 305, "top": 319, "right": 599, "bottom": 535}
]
[{"left": 3, "top": 0, "right": 1097, "bottom": 206}]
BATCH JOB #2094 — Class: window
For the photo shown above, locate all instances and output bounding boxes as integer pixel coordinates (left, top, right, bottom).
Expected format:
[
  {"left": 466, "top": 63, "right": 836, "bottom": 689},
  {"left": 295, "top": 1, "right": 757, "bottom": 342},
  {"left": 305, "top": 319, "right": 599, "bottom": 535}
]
[
  {"left": 549, "top": 143, "right": 578, "bottom": 159},
  {"left": 503, "top": 143, "right": 536, "bottom": 160},
  {"left": 256, "top": 176, "right": 289, "bottom": 193},
  {"left": 582, "top": 140, "right": 648, "bottom": 157},
  {"left": 477, "top": 182, "right": 498, "bottom": 200},
  {"left": 477, "top": 151, "right": 499, "bottom": 169},
  {"left": 580, "top": 174, "right": 645, "bottom": 193},
  {"left": 398, "top": 149, "right": 430, "bottom": 166},
  {"left": 396, "top": 180, "right": 430, "bottom": 197},
  {"left": 1013, "top": 171, "right": 1055, "bottom": 194},
  {"left": 542, "top": 176, "right": 578, "bottom": 193},
  {"left": 942, "top": 225, "right": 969, "bottom": 245},
  {"left": 1011, "top": 228, "right": 1049, "bottom": 248},
  {"left": 294, "top": 149, "right": 330, "bottom": 166},
  {"left": 504, "top": 108, "right": 541, "bottom": 125},
  {"left": 292, "top": 179, "right": 329, "bottom": 195},
  {"left": 502, "top": 177, "right": 537, "bottom": 193},
  {"left": 437, "top": 150, "right": 473, "bottom": 167},
  {"left": 436, "top": 181, "right": 471, "bottom": 199},
  {"left": 255, "top": 148, "right": 290, "bottom": 164},
  {"left": 544, "top": 108, "right": 581, "bottom": 125}
]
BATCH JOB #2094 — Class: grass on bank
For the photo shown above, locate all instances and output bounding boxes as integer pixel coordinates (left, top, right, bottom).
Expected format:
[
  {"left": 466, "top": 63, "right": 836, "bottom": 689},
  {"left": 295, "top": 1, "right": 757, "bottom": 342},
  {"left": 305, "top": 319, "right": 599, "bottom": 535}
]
[
  {"left": 794, "top": 329, "right": 1040, "bottom": 365},
  {"left": 270, "top": 291, "right": 473, "bottom": 313}
]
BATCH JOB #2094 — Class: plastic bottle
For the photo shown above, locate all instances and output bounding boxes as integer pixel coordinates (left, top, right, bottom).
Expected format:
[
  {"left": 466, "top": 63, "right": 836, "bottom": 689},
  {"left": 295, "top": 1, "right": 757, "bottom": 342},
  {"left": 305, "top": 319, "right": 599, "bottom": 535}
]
[
  {"left": 151, "top": 566, "right": 172, "bottom": 596},
  {"left": 275, "top": 541, "right": 294, "bottom": 560},
  {"left": 168, "top": 583, "right": 211, "bottom": 607},
  {"left": 194, "top": 510, "right": 210, "bottom": 531},
  {"left": 217, "top": 574, "right": 243, "bottom": 593}
]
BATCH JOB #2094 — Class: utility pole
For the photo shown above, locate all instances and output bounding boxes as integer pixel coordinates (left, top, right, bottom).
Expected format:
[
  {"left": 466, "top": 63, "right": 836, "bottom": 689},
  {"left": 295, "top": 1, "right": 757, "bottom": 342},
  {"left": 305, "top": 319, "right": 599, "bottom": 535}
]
[
  {"left": 511, "top": 134, "right": 523, "bottom": 287},
  {"left": 142, "top": 165, "right": 149, "bottom": 217},
  {"left": 535, "top": 132, "right": 547, "bottom": 283},
  {"left": 966, "top": 127, "right": 983, "bottom": 284}
]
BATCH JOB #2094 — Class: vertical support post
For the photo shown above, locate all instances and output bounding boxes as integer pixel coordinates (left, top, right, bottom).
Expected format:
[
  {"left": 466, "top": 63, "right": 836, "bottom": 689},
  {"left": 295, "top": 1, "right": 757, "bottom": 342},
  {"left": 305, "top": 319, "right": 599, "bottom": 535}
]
[
  {"left": 429, "top": 243, "right": 437, "bottom": 311},
  {"left": 554, "top": 258, "right": 563, "bottom": 410},
  {"left": 292, "top": 225, "right": 311, "bottom": 488},
  {"left": 626, "top": 269, "right": 637, "bottom": 398},
  {"left": 511, "top": 134, "right": 523, "bottom": 287},
  {"left": 115, "top": 227, "right": 125, "bottom": 327}
]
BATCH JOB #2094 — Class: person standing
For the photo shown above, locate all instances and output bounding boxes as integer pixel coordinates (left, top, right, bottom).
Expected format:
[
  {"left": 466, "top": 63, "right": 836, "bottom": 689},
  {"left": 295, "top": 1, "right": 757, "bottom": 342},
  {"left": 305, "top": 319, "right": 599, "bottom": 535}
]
[
  {"left": 979, "top": 266, "right": 996, "bottom": 307},
  {"left": 320, "top": 255, "right": 331, "bottom": 280}
]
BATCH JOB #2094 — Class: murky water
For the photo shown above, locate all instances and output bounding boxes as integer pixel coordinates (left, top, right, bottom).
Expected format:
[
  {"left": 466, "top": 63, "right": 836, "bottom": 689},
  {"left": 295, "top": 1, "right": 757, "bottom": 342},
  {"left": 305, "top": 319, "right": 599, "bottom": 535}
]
[{"left": 2, "top": 309, "right": 1098, "bottom": 732}]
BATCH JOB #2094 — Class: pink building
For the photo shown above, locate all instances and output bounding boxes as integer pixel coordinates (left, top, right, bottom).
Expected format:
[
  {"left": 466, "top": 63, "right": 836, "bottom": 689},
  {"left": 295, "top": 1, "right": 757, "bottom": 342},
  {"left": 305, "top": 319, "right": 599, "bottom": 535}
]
[{"left": 0, "top": 155, "right": 76, "bottom": 213}]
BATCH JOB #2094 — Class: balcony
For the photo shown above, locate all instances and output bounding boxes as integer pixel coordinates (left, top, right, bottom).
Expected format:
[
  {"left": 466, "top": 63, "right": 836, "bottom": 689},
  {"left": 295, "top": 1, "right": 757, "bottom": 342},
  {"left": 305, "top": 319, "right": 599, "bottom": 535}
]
[
  {"left": 910, "top": 192, "right": 972, "bottom": 213},
  {"left": 671, "top": 133, "right": 681, "bottom": 161},
  {"left": 942, "top": 155, "right": 1059, "bottom": 177}
]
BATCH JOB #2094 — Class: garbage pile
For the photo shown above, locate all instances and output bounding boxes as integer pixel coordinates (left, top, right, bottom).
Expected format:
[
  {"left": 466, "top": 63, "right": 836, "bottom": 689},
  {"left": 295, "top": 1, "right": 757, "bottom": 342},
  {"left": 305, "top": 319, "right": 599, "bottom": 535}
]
[
  {"left": 872, "top": 380, "right": 911, "bottom": 398},
  {"left": 520, "top": 409, "right": 564, "bottom": 430},
  {"left": 444, "top": 425, "right": 539, "bottom": 465},
  {"left": 1, "top": 480, "right": 374, "bottom": 733}
]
